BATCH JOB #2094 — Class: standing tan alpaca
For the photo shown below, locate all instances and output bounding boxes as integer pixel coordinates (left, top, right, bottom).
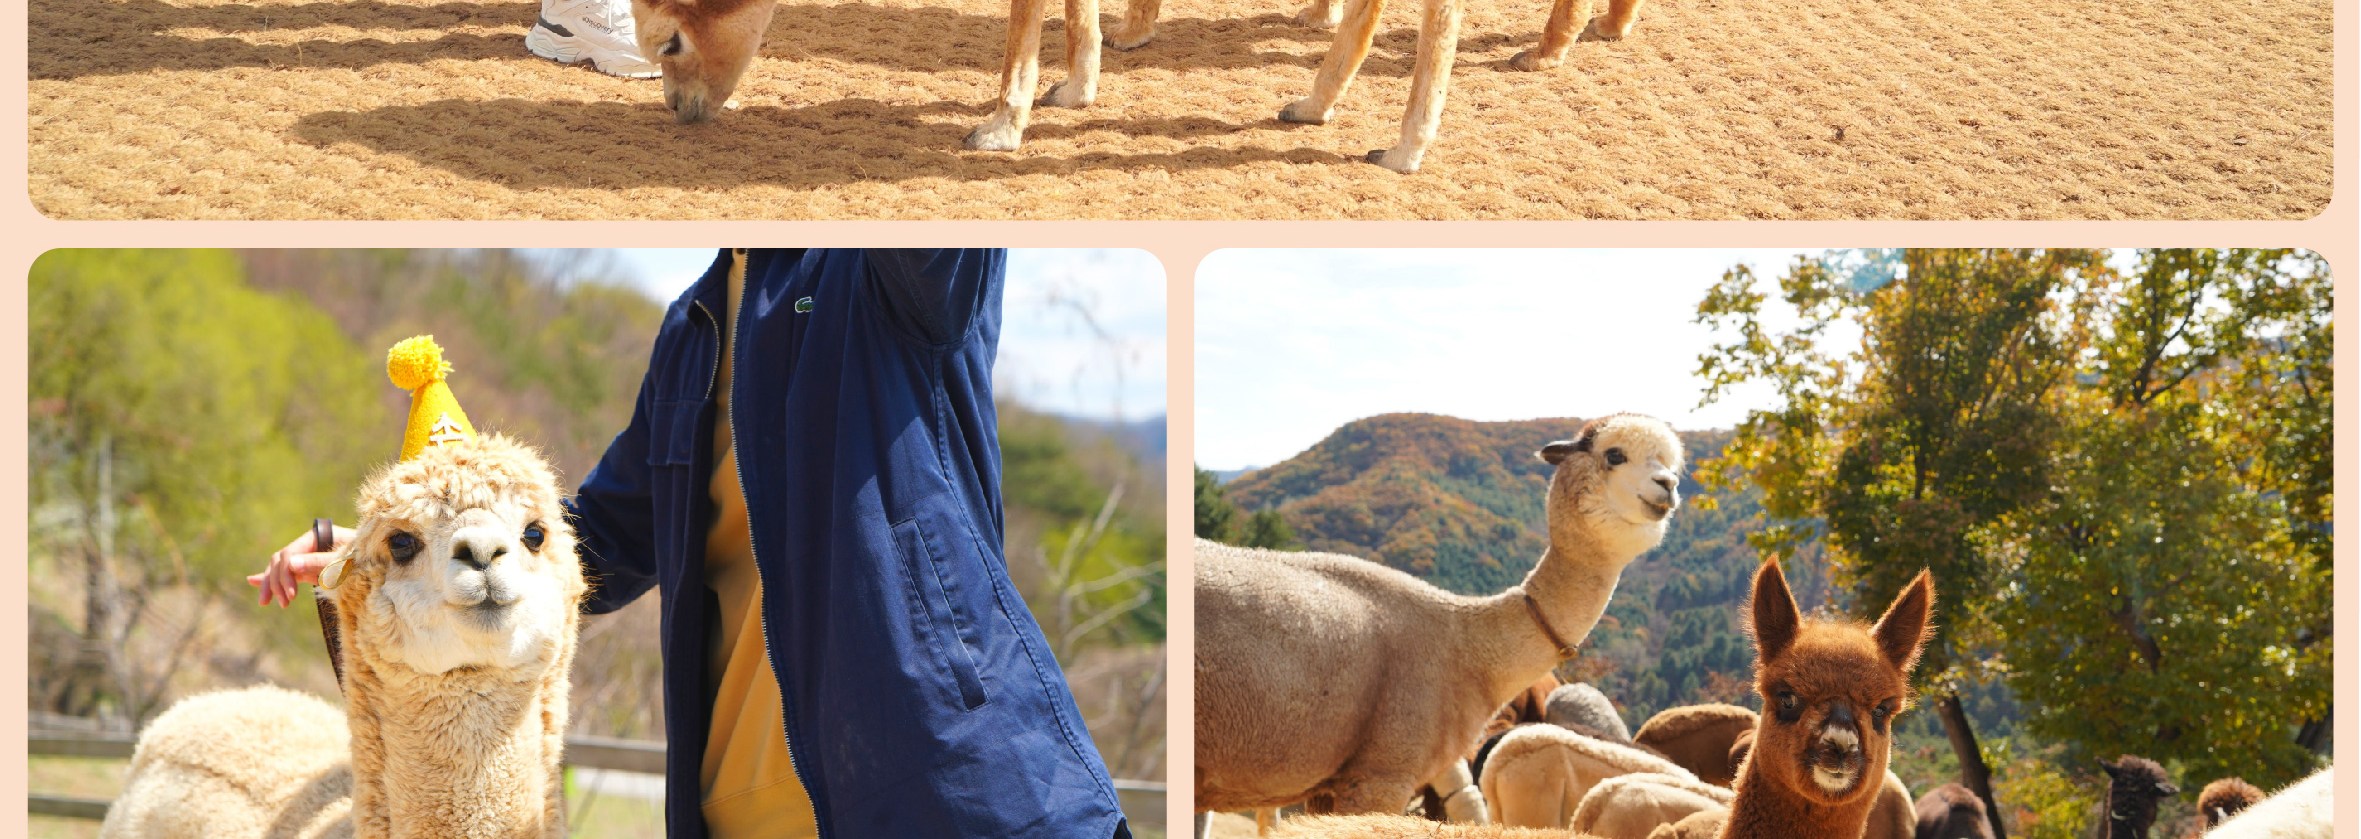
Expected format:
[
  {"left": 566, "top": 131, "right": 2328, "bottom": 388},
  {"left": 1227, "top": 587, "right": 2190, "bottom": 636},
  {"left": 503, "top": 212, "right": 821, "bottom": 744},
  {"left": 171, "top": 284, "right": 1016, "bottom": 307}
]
[
  {"left": 1197, "top": 414, "right": 1686, "bottom": 819},
  {"left": 1263, "top": 559, "right": 1936, "bottom": 839},
  {"left": 102, "top": 435, "right": 585, "bottom": 839}
]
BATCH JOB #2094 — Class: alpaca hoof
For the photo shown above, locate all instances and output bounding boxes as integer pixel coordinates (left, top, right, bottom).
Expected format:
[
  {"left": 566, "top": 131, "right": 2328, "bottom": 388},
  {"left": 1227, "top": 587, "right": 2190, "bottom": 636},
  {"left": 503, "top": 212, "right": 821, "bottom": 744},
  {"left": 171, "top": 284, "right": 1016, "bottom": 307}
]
[
  {"left": 965, "top": 119, "right": 1023, "bottom": 151},
  {"left": 1365, "top": 147, "right": 1421, "bottom": 173},
  {"left": 1040, "top": 80, "right": 1096, "bottom": 109},
  {"left": 1509, "top": 49, "right": 1560, "bottom": 71},
  {"left": 1279, "top": 99, "right": 1330, "bottom": 124},
  {"left": 1106, "top": 26, "right": 1153, "bottom": 49},
  {"left": 1295, "top": 5, "right": 1341, "bottom": 29},
  {"left": 1577, "top": 18, "right": 1627, "bottom": 41}
]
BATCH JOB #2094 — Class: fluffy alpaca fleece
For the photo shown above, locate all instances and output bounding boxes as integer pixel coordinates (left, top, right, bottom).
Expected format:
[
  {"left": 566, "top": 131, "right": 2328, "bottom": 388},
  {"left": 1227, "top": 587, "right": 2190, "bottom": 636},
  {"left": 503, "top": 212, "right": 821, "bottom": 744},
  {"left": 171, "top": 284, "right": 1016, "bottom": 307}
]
[
  {"left": 1715, "top": 560, "right": 1933, "bottom": 839},
  {"left": 1259, "top": 560, "right": 1934, "bottom": 839},
  {"left": 2099, "top": 756, "right": 2180, "bottom": 839},
  {"left": 1647, "top": 808, "right": 1725, "bottom": 839},
  {"left": 1915, "top": 783, "right": 1995, "bottom": 839},
  {"left": 1569, "top": 772, "right": 1732, "bottom": 839},
  {"left": 1862, "top": 771, "right": 1915, "bottom": 839},
  {"left": 1634, "top": 704, "right": 1758, "bottom": 789},
  {"left": 1196, "top": 415, "right": 1685, "bottom": 818},
  {"left": 1479, "top": 724, "right": 1697, "bottom": 828},
  {"left": 1546, "top": 683, "right": 1633, "bottom": 744},
  {"left": 2202, "top": 769, "right": 2330, "bottom": 839},
  {"left": 2195, "top": 778, "right": 2264, "bottom": 829},
  {"left": 103, "top": 435, "right": 584, "bottom": 839},
  {"left": 101, "top": 686, "right": 355, "bottom": 839}
]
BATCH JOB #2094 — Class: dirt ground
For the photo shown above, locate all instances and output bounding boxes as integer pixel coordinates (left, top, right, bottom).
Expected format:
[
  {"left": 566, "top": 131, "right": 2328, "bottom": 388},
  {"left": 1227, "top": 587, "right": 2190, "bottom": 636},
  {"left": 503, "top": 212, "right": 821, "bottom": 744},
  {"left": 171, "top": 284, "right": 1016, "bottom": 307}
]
[{"left": 27, "top": 0, "right": 2332, "bottom": 219}]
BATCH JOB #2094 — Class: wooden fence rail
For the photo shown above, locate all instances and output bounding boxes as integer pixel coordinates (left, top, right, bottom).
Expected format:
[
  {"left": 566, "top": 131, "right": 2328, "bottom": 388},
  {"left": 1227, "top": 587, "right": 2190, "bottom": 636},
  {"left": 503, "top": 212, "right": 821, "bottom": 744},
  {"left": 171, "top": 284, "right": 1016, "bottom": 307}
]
[{"left": 29, "top": 730, "right": 1167, "bottom": 827}]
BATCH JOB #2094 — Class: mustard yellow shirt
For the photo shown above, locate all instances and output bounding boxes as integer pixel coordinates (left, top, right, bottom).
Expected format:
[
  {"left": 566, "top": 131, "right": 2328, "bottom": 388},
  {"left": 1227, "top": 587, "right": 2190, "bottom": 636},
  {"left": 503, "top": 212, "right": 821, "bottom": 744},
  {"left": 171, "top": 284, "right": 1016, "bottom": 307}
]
[{"left": 701, "top": 250, "right": 819, "bottom": 839}]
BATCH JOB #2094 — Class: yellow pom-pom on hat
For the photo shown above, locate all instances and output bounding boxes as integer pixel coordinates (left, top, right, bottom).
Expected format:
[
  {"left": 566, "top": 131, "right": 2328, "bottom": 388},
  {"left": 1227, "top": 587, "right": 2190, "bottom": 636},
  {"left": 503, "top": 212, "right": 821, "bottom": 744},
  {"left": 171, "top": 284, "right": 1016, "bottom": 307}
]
[{"left": 389, "top": 336, "right": 476, "bottom": 461}]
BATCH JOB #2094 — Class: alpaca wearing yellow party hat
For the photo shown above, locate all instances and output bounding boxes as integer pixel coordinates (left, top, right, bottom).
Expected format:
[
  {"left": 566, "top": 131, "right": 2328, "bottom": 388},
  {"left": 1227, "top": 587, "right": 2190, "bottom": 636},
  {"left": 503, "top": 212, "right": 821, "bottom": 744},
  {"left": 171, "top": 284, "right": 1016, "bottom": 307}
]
[{"left": 103, "top": 336, "right": 586, "bottom": 839}]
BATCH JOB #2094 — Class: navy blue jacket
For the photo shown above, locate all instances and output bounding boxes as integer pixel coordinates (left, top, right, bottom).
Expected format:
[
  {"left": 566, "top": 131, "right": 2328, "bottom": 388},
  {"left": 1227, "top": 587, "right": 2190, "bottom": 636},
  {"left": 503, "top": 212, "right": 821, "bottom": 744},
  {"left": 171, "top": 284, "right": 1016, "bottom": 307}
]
[{"left": 563, "top": 249, "right": 1130, "bottom": 839}]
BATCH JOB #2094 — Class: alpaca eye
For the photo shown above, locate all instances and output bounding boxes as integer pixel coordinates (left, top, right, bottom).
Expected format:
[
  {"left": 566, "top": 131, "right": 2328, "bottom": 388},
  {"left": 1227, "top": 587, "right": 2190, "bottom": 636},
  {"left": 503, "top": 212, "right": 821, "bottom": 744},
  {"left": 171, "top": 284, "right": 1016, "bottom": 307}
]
[
  {"left": 1605, "top": 448, "right": 1627, "bottom": 466},
  {"left": 660, "top": 32, "right": 683, "bottom": 56},
  {"left": 522, "top": 523, "right": 545, "bottom": 551},
  {"left": 387, "top": 532, "right": 421, "bottom": 563},
  {"left": 1775, "top": 691, "right": 1801, "bottom": 720}
]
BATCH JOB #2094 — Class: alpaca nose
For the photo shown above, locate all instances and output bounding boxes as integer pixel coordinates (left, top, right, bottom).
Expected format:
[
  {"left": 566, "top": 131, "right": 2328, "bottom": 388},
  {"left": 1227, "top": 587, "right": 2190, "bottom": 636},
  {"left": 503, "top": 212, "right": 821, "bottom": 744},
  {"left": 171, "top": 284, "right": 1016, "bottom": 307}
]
[
  {"left": 452, "top": 533, "right": 509, "bottom": 569},
  {"left": 1652, "top": 474, "right": 1677, "bottom": 494},
  {"left": 1825, "top": 702, "right": 1855, "bottom": 730}
]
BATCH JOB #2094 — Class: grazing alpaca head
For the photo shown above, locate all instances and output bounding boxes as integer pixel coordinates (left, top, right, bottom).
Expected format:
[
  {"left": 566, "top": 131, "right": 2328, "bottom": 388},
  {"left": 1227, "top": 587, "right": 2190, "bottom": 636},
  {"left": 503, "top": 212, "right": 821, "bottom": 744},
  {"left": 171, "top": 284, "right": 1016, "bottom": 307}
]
[
  {"left": 2098, "top": 756, "right": 2177, "bottom": 838},
  {"left": 1537, "top": 414, "right": 1684, "bottom": 555},
  {"left": 1735, "top": 560, "right": 1933, "bottom": 825},
  {"left": 633, "top": 0, "right": 778, "bottom": 123},
  {"left": 331, "top": 434, "right": 584, "bottom": 676},
  {"left": 2197, "top": 777, "right": 2263, "bottom": 828}
]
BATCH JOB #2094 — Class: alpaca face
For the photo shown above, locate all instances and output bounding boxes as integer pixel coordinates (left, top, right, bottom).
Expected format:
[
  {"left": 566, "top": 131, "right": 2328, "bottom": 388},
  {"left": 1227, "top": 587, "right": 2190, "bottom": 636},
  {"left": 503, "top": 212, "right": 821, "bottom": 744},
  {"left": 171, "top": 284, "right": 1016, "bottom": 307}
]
[
  {"left": 635, "top": 0, "right": 777, "bottom": 124},
  {"left": 1538, "top": 414, "right": 1685, "bottom": 553},
  {"left": 1745, "top": 561, "right": 1933, "bottom": 810},
  {"left": 342, "top": 435, "right": 584, "bottom": 676}
]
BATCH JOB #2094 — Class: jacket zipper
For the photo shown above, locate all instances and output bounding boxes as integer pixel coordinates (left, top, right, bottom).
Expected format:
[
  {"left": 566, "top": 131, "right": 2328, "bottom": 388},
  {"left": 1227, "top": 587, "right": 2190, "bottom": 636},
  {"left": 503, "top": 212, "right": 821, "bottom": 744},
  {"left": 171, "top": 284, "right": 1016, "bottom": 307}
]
[{"left": 694, "top": 289, "right": 823, "bottom": 839}]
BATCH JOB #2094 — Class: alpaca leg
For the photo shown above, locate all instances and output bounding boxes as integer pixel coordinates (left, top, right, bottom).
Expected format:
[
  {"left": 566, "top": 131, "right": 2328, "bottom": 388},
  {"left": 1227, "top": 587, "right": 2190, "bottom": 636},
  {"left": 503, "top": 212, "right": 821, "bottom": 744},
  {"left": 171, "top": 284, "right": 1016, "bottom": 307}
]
[
  {"left": 1278, "top": 0, "right": 1386, "bottom": 125},
  {"left": 967, "top": 0, "right": 1053, "bottom": 150},
  {"left": 1366, "top": 0, "right": 1460, "bottom": 172},
  {"left": 1297, "top": 0, "right": 1343, "bottom": 30},
  {"left": 1043, "top": 0, "right": 1101, "bottom": 106},
  {"left": 1585, "top": 0, "right": 1644, "bottom": 39},
  {"left": 1107, "top": 0, "right": 1163, "bottom": 49},
  {"left": 1509, "top": 0, "right": 1589, "bottom": 70}
]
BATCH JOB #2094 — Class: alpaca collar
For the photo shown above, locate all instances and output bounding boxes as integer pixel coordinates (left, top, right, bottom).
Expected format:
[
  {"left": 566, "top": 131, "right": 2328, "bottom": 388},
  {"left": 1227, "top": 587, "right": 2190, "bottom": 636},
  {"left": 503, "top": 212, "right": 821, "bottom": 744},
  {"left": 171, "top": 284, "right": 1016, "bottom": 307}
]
[{"left": 1522, "top": 591, "right": 1579, "bottom": 660}]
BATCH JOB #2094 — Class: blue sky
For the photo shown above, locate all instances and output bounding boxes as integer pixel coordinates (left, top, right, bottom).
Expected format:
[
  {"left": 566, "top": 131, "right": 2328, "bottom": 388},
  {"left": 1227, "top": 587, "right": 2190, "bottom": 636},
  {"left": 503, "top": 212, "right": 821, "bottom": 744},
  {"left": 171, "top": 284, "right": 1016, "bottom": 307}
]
[
  {"left": 523, "top": 249, "right": 1167, "bottom": 422},
  {"left": 1193, "top": 249, "right": 1833, "bottom": 471}
]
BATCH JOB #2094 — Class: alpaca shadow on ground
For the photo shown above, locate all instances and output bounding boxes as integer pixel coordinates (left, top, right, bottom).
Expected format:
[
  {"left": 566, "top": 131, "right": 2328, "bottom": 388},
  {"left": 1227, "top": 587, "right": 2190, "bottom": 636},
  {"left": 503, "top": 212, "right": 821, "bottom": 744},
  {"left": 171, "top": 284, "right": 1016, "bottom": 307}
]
[
  {"left": 288, "top": 97, "right": 1363, "bottom": 195},
  {"left": 33, "top": 0, "right": 1474, "bottom": 81},
  {"left": 30, "top": 0, "right": 535, "bottom": 78}
]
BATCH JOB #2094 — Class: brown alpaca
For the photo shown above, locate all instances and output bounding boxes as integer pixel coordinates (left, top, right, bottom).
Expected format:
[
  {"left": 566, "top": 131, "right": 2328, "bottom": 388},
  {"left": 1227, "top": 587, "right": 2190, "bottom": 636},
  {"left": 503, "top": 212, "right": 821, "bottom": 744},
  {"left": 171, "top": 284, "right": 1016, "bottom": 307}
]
[
  {"left": 2195, "top": 778, "right": 2263, "bottom": 829},
  {"left": 1264, "top": 561, "right": 1934, "bottom": 839},
  {"left": 1916, "top": 783, "right": 1996, "bottom": 839},
  {"left": 1635, "top": 704, "right": 1758, "bottom": 788},
  {"left": 631, "top": 0, "right": 779, "bottom": 123},
  {"left": 2098, "top": 756, "right": 2179, "bottom": 839},
  {"left": 1718, "top": 559, "right": 1933, "bottom": 839}
]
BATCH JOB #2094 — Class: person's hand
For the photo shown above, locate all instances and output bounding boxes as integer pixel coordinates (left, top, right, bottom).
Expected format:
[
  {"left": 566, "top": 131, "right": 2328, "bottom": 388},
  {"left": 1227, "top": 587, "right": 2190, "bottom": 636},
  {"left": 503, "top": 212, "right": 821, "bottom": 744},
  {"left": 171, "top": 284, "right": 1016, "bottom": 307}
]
[{"left": 248, "top": 525, "right": 354, "bottom": 607}]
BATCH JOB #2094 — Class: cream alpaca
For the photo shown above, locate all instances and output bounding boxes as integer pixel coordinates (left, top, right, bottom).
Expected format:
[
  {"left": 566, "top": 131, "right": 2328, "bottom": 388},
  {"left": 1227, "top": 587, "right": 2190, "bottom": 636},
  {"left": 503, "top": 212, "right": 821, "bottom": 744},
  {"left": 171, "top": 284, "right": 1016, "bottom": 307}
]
[
  {"left": 103, "top": 435, "right": 585, "bottom": 839},
  {"left": 1571, "top": 772, "right": 1732, "bottom": 839},
  {"left": 1267, "top": 559, "right": 1934, "bottom": 839},
  {"left": 1196, "top": 414, "right": 1685, "bottom": 817},
  {"left": 1479, "top": 724, "right": 1699, "bottom": 828}
]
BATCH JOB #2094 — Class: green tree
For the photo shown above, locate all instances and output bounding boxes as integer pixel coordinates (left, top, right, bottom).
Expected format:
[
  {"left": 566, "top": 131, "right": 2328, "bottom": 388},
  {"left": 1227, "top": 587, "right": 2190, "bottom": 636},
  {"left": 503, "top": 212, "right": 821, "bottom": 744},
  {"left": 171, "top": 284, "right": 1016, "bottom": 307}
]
[
  {"left": 1195, "top": 466, "right": 1241, "bottom": 540},
  {"left": 30, "top": 249, "right": 383, "bottom": 722},
  {"left": 1238, "top": 509, "right": 1299, "bottom": 550},
  {"left": 1984, "top": 250, "right": 2330, "bottom": 788},
  {"left": 1696, "top": 249, "right": 2332, "bottom": 829}
]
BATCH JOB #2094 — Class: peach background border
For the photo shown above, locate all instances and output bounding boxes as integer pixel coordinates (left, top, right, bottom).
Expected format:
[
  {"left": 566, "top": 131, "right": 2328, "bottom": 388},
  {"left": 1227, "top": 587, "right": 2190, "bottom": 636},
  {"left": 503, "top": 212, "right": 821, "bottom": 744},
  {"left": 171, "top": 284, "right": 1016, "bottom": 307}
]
[{"left": 0, "top": 0, "right": 2353, "bottom": 824}]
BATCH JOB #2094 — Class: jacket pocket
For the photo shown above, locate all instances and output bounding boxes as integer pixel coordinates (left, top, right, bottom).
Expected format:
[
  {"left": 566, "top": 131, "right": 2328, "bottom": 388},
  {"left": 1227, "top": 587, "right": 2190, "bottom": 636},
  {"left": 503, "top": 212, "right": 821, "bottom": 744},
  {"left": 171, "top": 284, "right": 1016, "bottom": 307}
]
[{"left": 889, "top": 516, "right": 990, "bottom": 711}]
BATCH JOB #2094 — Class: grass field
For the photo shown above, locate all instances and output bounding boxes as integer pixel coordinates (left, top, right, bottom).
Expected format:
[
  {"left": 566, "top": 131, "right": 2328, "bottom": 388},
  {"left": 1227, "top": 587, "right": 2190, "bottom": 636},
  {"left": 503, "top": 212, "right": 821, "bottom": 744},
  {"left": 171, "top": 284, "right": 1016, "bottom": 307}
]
[{"left": 26, "top": 0, "right": 2332, "bottom": 218}]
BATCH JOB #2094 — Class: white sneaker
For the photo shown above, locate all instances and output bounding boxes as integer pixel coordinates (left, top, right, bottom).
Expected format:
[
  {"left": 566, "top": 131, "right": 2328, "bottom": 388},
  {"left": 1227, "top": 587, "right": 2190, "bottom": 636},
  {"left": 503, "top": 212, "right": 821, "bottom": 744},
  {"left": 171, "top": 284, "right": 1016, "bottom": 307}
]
[{"left": 526, "top": 0, "right": 661, "bottom": 79}]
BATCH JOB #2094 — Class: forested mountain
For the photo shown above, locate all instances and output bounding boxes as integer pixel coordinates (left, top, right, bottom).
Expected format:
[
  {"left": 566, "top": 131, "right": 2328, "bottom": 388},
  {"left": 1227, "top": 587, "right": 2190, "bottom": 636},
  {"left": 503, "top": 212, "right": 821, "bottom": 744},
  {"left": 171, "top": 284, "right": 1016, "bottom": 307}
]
[{"left": 1220, "top": 413, "right": 1834, "bottom": 724}]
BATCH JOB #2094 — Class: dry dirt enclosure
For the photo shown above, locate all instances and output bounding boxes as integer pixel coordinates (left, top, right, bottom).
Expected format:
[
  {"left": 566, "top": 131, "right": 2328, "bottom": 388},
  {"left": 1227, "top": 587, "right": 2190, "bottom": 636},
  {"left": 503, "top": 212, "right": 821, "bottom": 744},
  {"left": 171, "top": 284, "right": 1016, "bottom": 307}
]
[{"left": 26, "top": 0, "right": 2333, "bottom": 218}]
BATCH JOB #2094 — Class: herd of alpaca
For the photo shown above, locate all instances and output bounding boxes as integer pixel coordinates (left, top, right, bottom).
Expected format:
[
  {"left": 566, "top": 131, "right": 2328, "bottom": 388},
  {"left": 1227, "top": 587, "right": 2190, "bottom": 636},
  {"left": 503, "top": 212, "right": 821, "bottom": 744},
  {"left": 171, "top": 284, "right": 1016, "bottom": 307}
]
[
  {"left": 101, "top": 435, "right": 583, "bottom": 839},
  {"left": 1196, "top": 412, "right": 2333, "bottom": 839}
]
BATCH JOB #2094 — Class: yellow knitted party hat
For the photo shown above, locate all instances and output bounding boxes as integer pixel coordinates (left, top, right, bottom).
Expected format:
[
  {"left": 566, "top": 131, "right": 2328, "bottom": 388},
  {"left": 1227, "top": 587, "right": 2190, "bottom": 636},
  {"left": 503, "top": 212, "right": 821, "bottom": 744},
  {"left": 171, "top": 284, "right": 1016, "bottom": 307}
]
[{"left": 388, "top": 336, "right": 476, "bottom": 461}]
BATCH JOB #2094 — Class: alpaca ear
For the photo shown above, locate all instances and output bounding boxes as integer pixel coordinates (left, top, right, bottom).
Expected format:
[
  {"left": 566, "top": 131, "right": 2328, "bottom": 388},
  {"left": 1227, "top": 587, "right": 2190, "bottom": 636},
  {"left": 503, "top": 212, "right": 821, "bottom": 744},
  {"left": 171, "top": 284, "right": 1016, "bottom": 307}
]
[
  {"left": 1747, "top": 560, "right": 1801, "bottom": 665},
  {"left": 1871, "top": 570, "right": 1936, "bottom": 674},
  {"left": 1539, "top": 422, "right": 1603, "bottom": 464}
]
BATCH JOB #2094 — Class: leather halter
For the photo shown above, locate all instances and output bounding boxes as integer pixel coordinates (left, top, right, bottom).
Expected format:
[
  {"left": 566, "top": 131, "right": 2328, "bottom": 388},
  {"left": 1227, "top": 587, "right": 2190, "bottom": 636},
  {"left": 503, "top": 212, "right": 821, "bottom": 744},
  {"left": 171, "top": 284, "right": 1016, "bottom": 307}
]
[
  {"left": 314, "top": 517, "right": 347, "bottom": 690},
  {"left": 1523, "top": 591, "right": 1579, "bottom": 661}
]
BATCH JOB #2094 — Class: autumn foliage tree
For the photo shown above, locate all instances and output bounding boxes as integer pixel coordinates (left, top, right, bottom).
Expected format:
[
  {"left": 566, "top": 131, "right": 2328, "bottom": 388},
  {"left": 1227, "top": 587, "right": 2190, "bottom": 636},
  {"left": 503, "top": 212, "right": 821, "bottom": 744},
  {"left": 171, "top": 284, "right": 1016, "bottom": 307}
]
[{"left": 1695, "top": 249, "right": 2329, "bottom": 835}]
